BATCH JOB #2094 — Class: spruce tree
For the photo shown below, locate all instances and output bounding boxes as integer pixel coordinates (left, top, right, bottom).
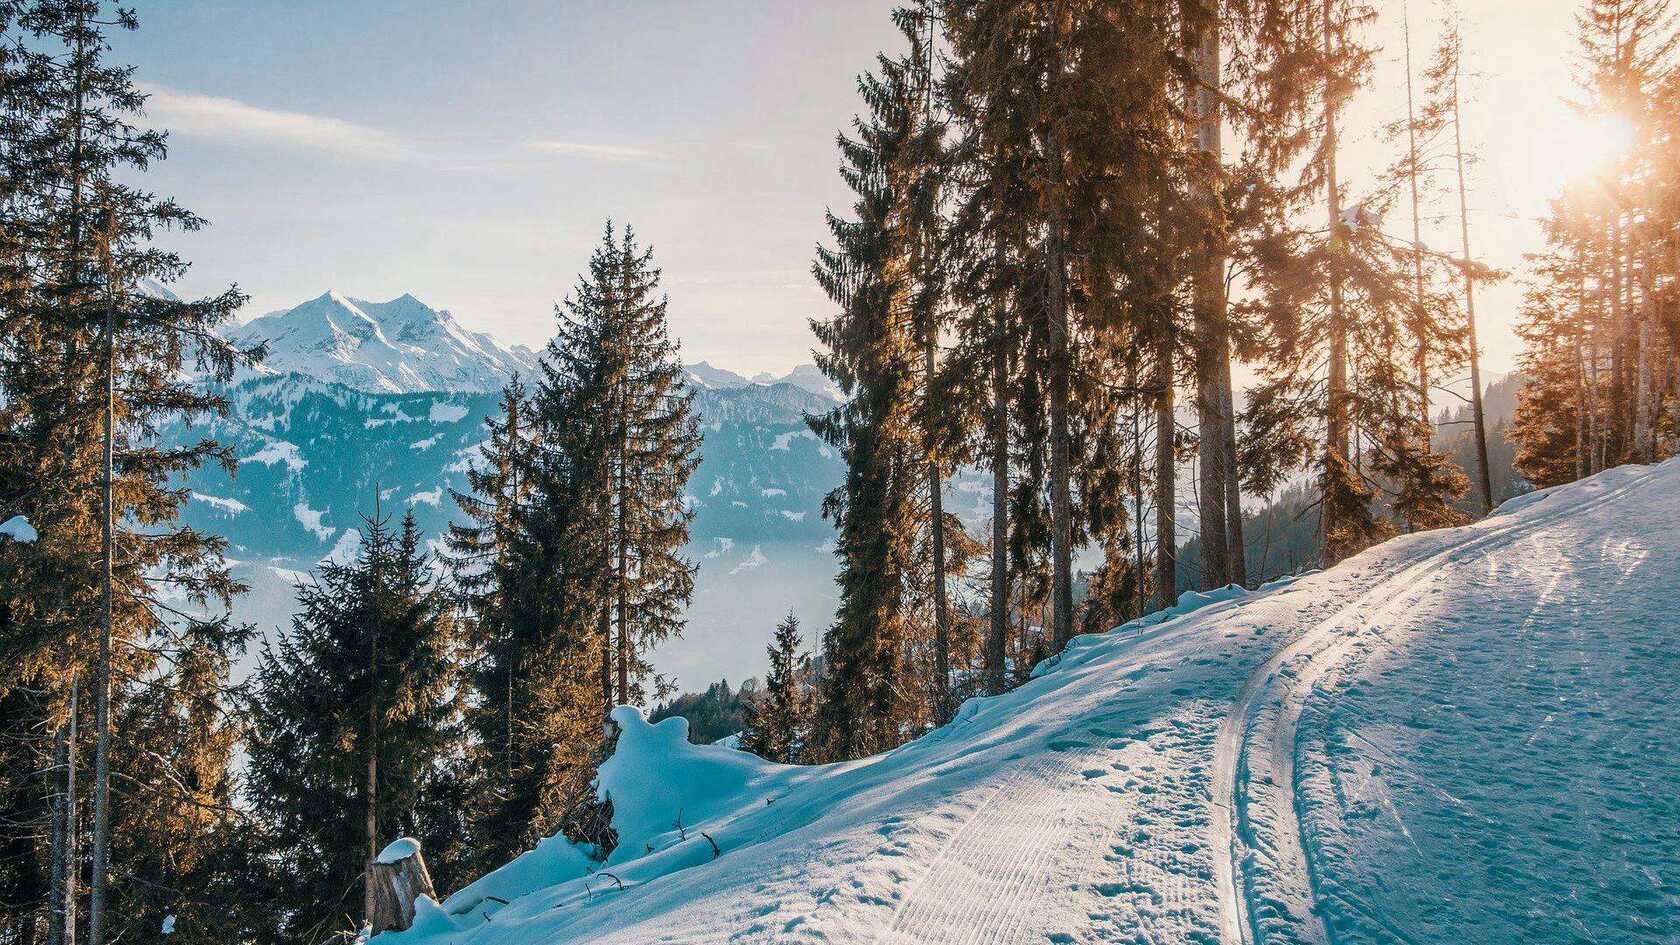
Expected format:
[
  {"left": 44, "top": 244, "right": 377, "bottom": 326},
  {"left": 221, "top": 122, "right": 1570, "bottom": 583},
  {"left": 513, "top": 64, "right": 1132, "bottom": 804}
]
[
  {"left": 739, "top": 613, "right": 813, "bottom": 765},
  {"left": 243, "top": 512, "right": 465, "bottom": 944},
  {"left": 809, "top": 32, "right": 925, "bottom": 760}
]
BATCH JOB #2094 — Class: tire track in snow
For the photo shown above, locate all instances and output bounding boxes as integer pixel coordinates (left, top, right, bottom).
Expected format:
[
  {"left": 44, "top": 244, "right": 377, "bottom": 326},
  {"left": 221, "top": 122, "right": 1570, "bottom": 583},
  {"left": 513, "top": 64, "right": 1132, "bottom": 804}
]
[{"left": 1211, "top": 465, "right": 1666, "bottom": 945}]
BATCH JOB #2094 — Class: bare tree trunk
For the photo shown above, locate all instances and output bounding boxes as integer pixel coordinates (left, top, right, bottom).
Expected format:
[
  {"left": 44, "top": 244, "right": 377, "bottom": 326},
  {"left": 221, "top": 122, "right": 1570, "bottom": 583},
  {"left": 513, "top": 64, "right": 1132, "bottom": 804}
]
[
  {"left": 616, "top": 447, "right": 630, "bottom": 706},
  {"left": 914, "top": 4, "right": 951, "bottom": 720},
  {"left": 1451, "top": 58, "right": 1493, "bottom": 514},
  {"left": 925, "top": 328, "right": 951, "bottom": 718},
  {"left": 1130, "top": 361, "right": 1147, "bottom": 618},
  {"left": 1633, "top": 264, "right": 1654, "bottom": 462},
  {"left": 47, "top": 680, "right": 78, "bottom": 945},
  {"left": 1154, "top": 318, "right": 1177, "bottom": 611},
  {"left": 1403, "top": 0, "right": 1431, "bottom": 430},
  {"left": 987, "top": 311, "right": 1009, "bottom": 695},
  {"left": 1190, "top": 9, "right": 1229, "bottom": 590},
  {"left": 364, "top": 536, "right": 381, "bottom": 930},
  {"left": 1609, "top": 217, "right": 1627, "bottom": 460},
  {"left": 1589, "top": 338, "right": 1605, "bottom": 473},
  {"left": 1323, "top": 0, "right": 1350, "bottom": 562},
  {"left": 1574, "top": 330, "right": 1588, "bottom": 482},
  {"left": 599, "top": 480, "right": 614, "bottom": 717},
  {"left": 1045, "top": 16, "right": 1074, "bottom": 654},
  {"left": 87, "top": 226, "right": 115, "bottom": 945}
]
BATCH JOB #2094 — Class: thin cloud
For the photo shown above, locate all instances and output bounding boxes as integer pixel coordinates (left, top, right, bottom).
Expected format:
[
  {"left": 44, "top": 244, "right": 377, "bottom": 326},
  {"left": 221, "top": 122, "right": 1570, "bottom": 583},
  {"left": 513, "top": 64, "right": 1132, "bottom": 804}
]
[
  {"left": 526, "top": 139, "right": 662, "bottom": 161},
  {"left": 142, "top": 84, "right": 423, "bottom": 163}
]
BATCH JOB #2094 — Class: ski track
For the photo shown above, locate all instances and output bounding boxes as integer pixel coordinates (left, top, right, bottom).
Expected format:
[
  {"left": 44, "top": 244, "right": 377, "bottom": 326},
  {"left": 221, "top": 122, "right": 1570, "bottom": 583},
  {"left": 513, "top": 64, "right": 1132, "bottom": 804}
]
[
  {"left": 386, "top": 461, "right": 1680, "bottom": 945},
  {"left": 1212, "top": 464, "right": 1669, "bottom": 945}
]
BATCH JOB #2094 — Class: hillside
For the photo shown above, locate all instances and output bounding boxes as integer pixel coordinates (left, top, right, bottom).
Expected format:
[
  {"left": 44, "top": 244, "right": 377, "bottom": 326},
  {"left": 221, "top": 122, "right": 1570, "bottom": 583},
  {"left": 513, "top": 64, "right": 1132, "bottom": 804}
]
[
  {"left": 378, "top": 458, "right": 1680, "bottom": 945},
  {"left": 166, "top": 371, "right": 846, "bottom": 686}
]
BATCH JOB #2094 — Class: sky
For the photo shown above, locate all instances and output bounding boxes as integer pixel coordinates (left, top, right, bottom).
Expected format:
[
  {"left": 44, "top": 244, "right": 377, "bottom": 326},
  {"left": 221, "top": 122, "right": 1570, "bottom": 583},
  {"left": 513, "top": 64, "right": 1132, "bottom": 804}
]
[{"left": 116, "top": 0, "right": 1588, "bottom": 379}]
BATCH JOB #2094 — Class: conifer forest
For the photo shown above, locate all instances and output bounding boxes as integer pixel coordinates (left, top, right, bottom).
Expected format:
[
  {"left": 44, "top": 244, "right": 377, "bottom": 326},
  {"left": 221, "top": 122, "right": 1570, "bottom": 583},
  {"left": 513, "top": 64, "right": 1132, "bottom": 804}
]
[{"left": 1, "top": 2, "right": 1677, "bottom": 944}]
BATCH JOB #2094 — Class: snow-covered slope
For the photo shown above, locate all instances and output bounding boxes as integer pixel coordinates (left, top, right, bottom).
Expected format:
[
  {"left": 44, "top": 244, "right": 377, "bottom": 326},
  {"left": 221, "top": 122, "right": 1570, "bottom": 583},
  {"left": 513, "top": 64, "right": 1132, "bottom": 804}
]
[
  {"left": 225, "top": 291, "right": 538, "bottom": 393},
  {"left": 379, "top": 458, "right": 1680, "bottom": 945}
]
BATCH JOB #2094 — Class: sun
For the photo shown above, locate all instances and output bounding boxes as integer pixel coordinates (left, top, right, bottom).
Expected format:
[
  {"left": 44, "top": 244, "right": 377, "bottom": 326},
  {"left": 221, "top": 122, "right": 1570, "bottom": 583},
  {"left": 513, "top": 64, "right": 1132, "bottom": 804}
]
[{"left": 1546, "top": 109, "right": 1635, "bottom": 189}]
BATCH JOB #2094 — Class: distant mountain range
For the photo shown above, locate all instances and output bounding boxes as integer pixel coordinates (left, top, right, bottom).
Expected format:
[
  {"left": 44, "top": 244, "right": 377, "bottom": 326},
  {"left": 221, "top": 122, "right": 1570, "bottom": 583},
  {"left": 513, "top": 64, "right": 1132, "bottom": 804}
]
[{"left": 169, "top": 291, "right": 849, "bottom": 688}]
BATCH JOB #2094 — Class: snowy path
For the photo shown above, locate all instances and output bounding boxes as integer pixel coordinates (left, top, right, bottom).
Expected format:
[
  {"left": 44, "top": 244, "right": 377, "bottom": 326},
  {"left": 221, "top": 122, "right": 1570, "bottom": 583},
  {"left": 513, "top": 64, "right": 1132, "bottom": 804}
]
[
  {"left": 1212, "top": 462, "right": 1670, "bottom": 945},
  {"left": 383, "top": 460, "right": 1680, "bottom": 945}
]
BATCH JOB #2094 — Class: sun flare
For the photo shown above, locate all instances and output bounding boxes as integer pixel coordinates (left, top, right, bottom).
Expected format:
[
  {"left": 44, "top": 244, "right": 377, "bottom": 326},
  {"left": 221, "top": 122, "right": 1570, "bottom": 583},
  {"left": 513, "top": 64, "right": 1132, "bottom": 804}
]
[{"left": 1547, "top": 110, "right": 1635, "bottom": 188}]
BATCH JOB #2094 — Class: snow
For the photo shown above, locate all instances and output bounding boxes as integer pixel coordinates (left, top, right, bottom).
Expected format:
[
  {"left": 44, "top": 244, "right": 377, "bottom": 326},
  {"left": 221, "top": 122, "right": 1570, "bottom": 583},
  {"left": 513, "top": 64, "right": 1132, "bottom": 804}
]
[
  {"left": 240, "top": 439, "right": 307, "bottom": 473},
  {"left": 0, "top": 515, "right": 37, "bottom": 543},
  {"left": 769, "top": 430, "right": 816, "bottom": 451},
  {"left": 407, "top": 487, "right": 443, "bottom": 508},
  {"left": 292, "top": 501, "right": 334, "bottom": 542},
  {"left": 429, "top": 402, "right": 469, "bottom": 424},
  {"left": 376, "top": 459, "right": 1680, "bottom": 945},
  {"left": 319, "top": 529, "right": 363, "bottom": 567},
  {"left": 223, "top": 291, "right": 535, "bottom": 395},
  {"left": 377, "top": 837, "right": 422, "bottom": 864},
  {"left": 190, "top": 492, "right": 249, "bottom": 516},
  {"left": 727, "top": 545, "right": 767, "bottom": 575}
]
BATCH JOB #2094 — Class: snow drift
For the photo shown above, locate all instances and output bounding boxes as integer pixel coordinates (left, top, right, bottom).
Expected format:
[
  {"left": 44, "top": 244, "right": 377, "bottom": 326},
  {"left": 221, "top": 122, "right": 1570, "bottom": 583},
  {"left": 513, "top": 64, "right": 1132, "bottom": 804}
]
[{"left": 378, "top": 458, "right": 1680, "bottom": 945}]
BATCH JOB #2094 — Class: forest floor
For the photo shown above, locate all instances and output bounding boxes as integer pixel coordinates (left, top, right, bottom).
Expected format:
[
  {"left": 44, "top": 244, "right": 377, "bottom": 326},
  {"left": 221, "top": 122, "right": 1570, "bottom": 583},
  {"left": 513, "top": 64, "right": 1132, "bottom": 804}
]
[{"left": 381, "top": 458, "right": 1680, "bottom": 945}]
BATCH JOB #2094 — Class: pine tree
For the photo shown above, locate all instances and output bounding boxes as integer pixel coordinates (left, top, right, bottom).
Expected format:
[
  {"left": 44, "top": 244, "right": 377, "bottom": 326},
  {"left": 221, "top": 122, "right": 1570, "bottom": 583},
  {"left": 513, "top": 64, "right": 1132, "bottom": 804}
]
[
  {"left": 809, "top": 30, "right": 926, "bottom": 760},
  {"left": 446, "top": 377, "right": 534, "bottom": 834},
  {"left": 0, "top": 5, "right": 255, "bottom": 941},
  {"left": 243, "top": 512, "right": 465, "bottom": 944},
  {"left": 739, "top": 613, "right": 813, "bottom": 765},
  {"left": 545, "top": 223, "right": 699, "bottom": 712},
  {"left": 1511, "top": 0, "right": 1679, "bottom": 482}
]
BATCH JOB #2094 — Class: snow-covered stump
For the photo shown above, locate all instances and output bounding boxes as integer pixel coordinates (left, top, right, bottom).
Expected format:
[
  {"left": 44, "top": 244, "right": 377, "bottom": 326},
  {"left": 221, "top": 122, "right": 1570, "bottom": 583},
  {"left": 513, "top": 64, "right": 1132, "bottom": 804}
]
[{"left": 370, "top": 838, "right": 436, "bottom": 934}]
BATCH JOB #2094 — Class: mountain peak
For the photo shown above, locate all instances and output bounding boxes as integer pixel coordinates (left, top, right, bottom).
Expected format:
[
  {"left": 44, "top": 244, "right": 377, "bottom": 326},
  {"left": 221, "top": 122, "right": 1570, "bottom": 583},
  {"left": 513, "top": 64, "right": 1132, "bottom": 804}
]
[{"left": 226, "top": 290, "right": 537, "bottom": 394}]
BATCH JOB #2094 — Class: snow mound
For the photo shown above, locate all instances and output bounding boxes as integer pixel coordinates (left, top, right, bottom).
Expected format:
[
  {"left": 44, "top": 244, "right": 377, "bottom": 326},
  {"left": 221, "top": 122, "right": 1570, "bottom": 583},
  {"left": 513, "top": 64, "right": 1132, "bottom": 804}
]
[
  {"left": 376, "top": 837, "right": 422, "bottom": 864},
  {"left": 0, "top": 515, "right": 38, "bottom": 543},
  {"left": 598, "top": 707, "right": 781, "bottom": 865}
]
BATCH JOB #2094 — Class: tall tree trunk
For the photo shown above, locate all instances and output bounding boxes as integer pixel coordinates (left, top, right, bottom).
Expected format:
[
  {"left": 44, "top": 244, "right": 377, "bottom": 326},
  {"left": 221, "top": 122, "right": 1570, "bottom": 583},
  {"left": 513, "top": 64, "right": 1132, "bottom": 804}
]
[
  {"left": 1609, "top": 217, "right": 1627, "bottom": 461},
  {"left": 1130, "top": 360, "right": 1147, "bottom": 619},
  {"left": 1574, "top": 270, "right": 1589, "bottom": 482},
  {"left": 1323, "top": 0, "right": 1351, "bottom": 562},
  {"left": 47, "top": 680, "right": 78, "bottom": 945},
  {"left": 1154, "top": 316, "right": 1177, "bottom": 611},
  {"left": 1451, "top": 59, "right": 1493, "bottom": 514},
  {"left": 925, "top": 330, "right": 951, "bottom": 717},
  {"left": 913, "top": 1, "right": 951, "bottom": 719},
  {"left": 364, "top": 575, "right": 380, "bottom": 929},
  {"left": 1633, "top": 262, "right": 1654, "bottom": 462},
  {"left": 1190, "top": 9, "right": 1229, "bottom": 590},
  {"left": 1045, "top": 32, "right": 1074, "bottom": 653},
  {"left": 1403, "top": 0, "right": 1431, "bottom": 429},
  {"left": 1589, "top": 337, "right": 1605, "bottom": 473},
  {"left": 599, "top": 476, "right": 615, "bottom": 716},
  {"left": 986, "top": 253, "right": 1009, "bottom": 696},
  {"left": 616, "top": 436, "right": 630, "bottom": 705},
  {"left": 88, "top": 245, "right": 114, "bottom": 945}
]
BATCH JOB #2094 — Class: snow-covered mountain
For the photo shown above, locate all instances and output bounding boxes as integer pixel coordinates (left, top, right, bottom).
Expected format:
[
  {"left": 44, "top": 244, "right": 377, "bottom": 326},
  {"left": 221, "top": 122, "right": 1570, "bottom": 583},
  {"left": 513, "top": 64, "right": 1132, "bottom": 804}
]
[
  {"left": 226, "top": 291, "right": 538, "bottom": 394},
  {"left": 168, "top": 367, "right": 847, "bottom": 687},
  {"left": 689, "top": 360, "right": 841, "bottom": 402},
  {"left": 375, "top": 458, "right": 1680, "bottom": 945}
]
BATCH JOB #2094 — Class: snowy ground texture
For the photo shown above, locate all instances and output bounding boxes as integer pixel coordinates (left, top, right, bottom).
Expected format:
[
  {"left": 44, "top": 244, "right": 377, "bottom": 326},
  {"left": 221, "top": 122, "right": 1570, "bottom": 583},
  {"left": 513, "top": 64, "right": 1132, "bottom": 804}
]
[{"left": 382, "top": 459, "right": 1680, "bottom": 945}]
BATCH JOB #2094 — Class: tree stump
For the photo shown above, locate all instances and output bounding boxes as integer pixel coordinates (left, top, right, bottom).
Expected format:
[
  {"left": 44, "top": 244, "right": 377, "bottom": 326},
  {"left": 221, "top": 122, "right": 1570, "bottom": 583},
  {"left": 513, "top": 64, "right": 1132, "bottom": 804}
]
[{"left": 369, "top": 838, "right": 436, "bottom": 934}]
